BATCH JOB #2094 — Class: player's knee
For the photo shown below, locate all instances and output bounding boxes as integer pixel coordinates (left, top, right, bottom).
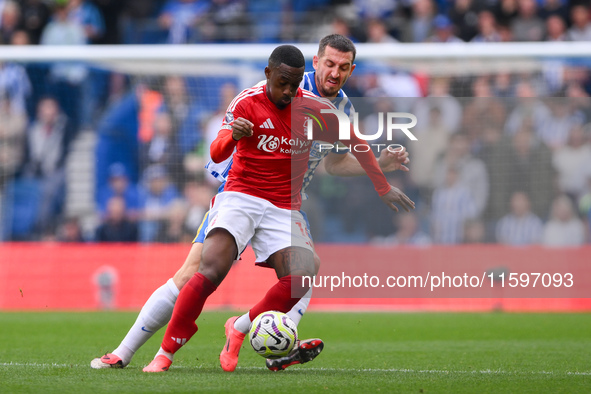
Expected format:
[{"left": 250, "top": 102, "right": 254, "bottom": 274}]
[
  {"left": 173, "top": 246, "right": 202, "bottom": 289},
  {"left": 198, "top": 256, "right": 228, "bottom": 285},
  {"left": 172, "top": 270, "right": 193, "bottom": 290},
  {"left": 199, "top": 229, "right": 237, "bottom": 285}
]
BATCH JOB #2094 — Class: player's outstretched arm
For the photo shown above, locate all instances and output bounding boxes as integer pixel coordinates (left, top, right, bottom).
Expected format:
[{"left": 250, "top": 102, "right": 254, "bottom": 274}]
[
  {"left": 324, "top": 146, "right": 410, "bottom": 177},
  {"left": 342, "top": 136, "right": 415, "bottom": 212},
  {"left": 379, "top": 185, "right": 415, "bottom": 212}
]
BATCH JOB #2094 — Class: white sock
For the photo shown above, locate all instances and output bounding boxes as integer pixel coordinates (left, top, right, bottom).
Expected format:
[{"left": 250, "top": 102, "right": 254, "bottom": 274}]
[
  {"left": 156, "top": 346, "right": 174, "bottom": 362},
  {"left": 234, "top": 313, "right": 251, "bottom": 334},
  {"left": 286, "top": 288, "right": 312, "bottom": 326},
  {"left": 234, "top": 287, "right": 313, "bottom": 334},
  {"left": 113, "top": 278, "right": 179, "bottom": 365}
]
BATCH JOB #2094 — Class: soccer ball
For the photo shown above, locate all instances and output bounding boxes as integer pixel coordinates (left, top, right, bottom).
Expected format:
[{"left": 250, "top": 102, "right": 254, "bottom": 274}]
[{"left": 249, "top": 311, "right": 298, "bottom": 359}]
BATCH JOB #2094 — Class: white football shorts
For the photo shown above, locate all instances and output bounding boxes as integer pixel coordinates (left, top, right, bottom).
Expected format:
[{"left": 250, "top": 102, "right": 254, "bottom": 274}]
[{"left": 205, "top": 191, "right": 313, "bottom": 262}]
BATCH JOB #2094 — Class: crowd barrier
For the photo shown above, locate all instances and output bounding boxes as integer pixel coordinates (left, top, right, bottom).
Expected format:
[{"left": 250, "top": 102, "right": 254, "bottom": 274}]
[{"left": 0, "top": 243, "right": 589, "bottom": 311}]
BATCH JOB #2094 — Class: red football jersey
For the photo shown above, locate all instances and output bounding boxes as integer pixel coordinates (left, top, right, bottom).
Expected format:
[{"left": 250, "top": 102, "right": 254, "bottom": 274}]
[{"left": 210, "top": 84, "right": 390, "bottom": 210}]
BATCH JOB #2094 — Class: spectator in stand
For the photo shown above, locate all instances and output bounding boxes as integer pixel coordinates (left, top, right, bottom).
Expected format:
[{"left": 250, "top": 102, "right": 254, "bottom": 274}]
[
  {"left": 538, "top": 99, "right": 584, "bottom": 150},
  {"left": 552, "top": 124, "right": 591, "bottom": 201},
  {"left": 137, "top": 164, "right": 179, "bottom": 243},
  {"left": 65, "top": 0, "right": 105, "bottom": 43},
  {"left": 158, "top": 0, "right": 210, "bottom": 44},
  {"left": 40, "top": 2, "right": 85, "bottom": 45},
  {"left": 96, "top": 162, "right": 140, "bottom": 220},
  {"left": 413, "top": 77, "right": 462, "bottom": 134},
  {"left": 182, "top": 177, "right": 214, "bottom": 233},
  {"left": 20, "top": 96, "right": 73, "bottom": 237},
  {"left": 480, "top": 126, "right": 512, "bottom": 224},
  {"left": 507, "top": 128, "right": 555, "bottom": 218},
  {"left": 494, "top": 0, "right": 518, "bottom": 27},
  {"left": 373, "top": 212, "right": 431, "bottom": 246},
  {"left": 0, "top": 61, "right": 30, "bottom": 119},
  {"left": 504, "top": 80, "right": 551, "bottom": 136},
  {"left": 542, "top": 195, "right": 586, "bottom": 247},
  {"left": 10, "top": 29, "right": 29, "bottom": 44},
  {"left": 161, "top": 75, "right": 202, "bottom": 155},
  {"left": 19, "top": 0, "right": 51, "bottom": 44},
  {"left": 96, "top": 195, "right": 138, "bottom": 242},
  {"left": 0, "top": 1, "right": 21, "bottom": 44},
  {"left": 156, "top": 198, "right": 193, "bottom": 243},
  {"left": 433, "top": 132, "right": 490, "bottom": 217},
  {"left": 497, "top": 22, "right": 514, "bottom": 42},
  {"left": 408, "top": 106, "right": 451, "bottom": 192},
  {"left": 496, "top": 191, "right": 543, "bottom": 245},
  {"left": 401, "top": 0, "right": 435, "bottom": 43},
  {"left": 329, "top": 17, "right": 358, "bottom": 43},
  {"left": 57, "top": 216, "right": 85, "bottom": 242},
  {"left": 471, "top": 10, "right": 502, "bottom": 42},
  {"left": 65, "top": 0, "right": 107, "bottom": 129},
  {"left": 448, "top": 0, "right": 480, "bottom": 42},
  {"left": 366, "top": 18, "right": 398, "bottom": 43},
  {"left": 40, "top": 1, "right": 87, "bottom": 131},
  {"left": 545, "top": 14, "right": 568, "bottom": 41},
  {"left": 139, "top": 111, "right": 185, "bottom": 188},
  {"left": 511, "top": 0, "right": 544, "bottom": 42},
  {"left": 94, "top": 86, "right": 143, "bottom": 201},
  {"left": 462, "top": 76, "right": 507, "bottom": 146},
  {"left": 41, "top": 1, "right": 97, "bottom": 46},
  {"left": 463, "top": 218, "right": 486, "bottom": 243},
  {"left": 425, "top": 14, "right": 462, "bottom": 43},
  {"left": 91, "top": 0, "right": 124, "bottom": 44},
  {"left": 199, "top": 0, "right": 248, "bottom": 43},
  {"left": 567, "top": 4, "right": 591, "bottom": 41},
  {"left": 431, "top": 167, "right": 477, "bottom": 244},
  {"left": 353, "top": 0, "right": 398, "bottom": 21},
  {"left": 0, "top": 95, "right": 27, "bottom": 188},
  {"left": 538, "top": 0, "right": 568, "bottom": 22}
]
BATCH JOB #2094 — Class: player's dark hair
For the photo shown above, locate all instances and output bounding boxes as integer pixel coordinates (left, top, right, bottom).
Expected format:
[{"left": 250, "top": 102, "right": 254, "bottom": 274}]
[
  {"left": 268, "top": 45, "right": 305, "bottom": 69},
  {"left": 318, "top": 34, "right": 356, "bottom": 63}
]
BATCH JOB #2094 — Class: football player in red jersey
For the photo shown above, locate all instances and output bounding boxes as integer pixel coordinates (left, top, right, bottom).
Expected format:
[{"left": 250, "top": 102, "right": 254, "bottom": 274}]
[
  {"left": 142, "top": 45, "right": 413, "bottom": 373},
  {"left": 92, "top": 37, "right": 412, "bottom": 373}
]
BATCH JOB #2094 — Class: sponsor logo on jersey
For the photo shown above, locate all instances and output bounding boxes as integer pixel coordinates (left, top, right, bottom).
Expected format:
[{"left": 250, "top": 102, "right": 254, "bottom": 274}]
[
  {"left": 257, "top": 134, "right": 311, "bottom": 154},
  {"left": 257, "top": 134, "right": 280, "bottom": 152}
]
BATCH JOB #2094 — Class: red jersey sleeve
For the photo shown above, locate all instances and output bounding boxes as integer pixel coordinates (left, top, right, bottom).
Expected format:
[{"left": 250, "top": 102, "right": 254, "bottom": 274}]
[
  {"left": 210, "top": 129, "right": 238, "bottom": 163},
  {"left": 209, "top": 93, "right": 248, "bottom": 163}
]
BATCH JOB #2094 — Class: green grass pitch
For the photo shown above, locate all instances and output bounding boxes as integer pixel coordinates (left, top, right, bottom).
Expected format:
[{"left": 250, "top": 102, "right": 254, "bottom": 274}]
[{"left": 0, "top": 311, "right": 590, "bottom": 393}]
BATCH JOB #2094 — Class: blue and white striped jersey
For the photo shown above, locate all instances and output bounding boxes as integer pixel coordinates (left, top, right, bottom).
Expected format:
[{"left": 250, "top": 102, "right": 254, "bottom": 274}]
[
  {"left": 495, "top": 213, "right": 543, "bottom": 246},
  {"left": 205, "top": 71, "right": 353, "bottom": 199}
]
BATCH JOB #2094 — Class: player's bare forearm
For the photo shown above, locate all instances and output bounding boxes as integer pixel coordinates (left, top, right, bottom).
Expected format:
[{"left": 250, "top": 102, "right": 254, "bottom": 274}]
[
  {"left": 324, "top": 147, "right": 410, "bottom": 177},
  {"left": 347, "top": 141, "right": 391, "bottom": 196}
]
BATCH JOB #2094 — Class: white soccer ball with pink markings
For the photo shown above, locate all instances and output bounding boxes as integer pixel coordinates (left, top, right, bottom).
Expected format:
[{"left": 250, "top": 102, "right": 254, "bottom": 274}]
[{"left": 249, "top": 311, "right": 298, "bottom": 359}]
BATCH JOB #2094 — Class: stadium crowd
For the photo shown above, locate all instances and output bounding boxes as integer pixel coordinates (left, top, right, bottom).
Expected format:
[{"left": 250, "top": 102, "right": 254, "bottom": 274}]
[
  {"left": 1, "top": 0, "right": 591, "bottom": 245},
  {"left": 2, "top": 0, "right": 591, "bottom": 44}
]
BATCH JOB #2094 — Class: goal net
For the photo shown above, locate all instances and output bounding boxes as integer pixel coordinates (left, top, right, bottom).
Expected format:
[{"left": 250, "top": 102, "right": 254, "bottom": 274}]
[{"left": 0, "top": 43, "right": 590, "bottom": 246}]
